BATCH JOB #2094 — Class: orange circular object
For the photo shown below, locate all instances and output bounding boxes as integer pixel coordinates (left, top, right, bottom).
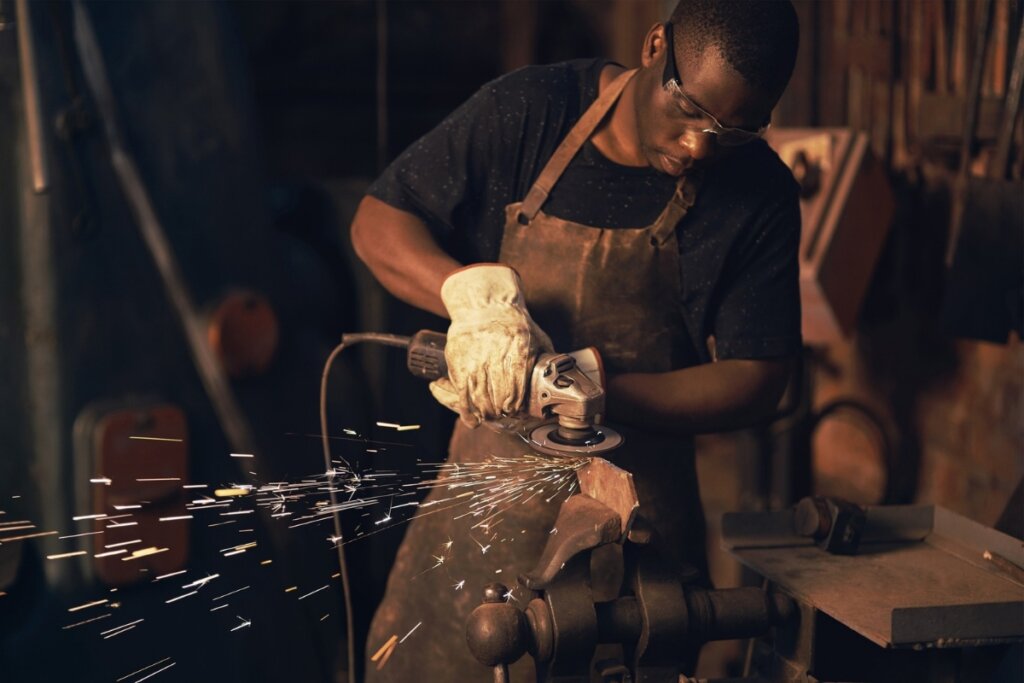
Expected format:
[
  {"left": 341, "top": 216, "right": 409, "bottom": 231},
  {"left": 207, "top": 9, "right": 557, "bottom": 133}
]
[{"left": 207, "top": 290, "right": 279, "bottom": 378}]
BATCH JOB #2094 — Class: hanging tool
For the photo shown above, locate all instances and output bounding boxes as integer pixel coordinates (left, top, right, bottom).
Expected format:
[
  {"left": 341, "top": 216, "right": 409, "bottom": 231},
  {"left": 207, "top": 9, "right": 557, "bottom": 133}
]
[{"left": 340, "top": 330, "right": 624, "bottom": 457}]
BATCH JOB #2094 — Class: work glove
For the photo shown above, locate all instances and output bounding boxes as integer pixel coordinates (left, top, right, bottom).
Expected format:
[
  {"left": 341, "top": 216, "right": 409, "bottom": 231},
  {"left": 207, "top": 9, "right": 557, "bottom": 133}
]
[{"left": 429, "top": 264, "right": 552, "bottom": 427}]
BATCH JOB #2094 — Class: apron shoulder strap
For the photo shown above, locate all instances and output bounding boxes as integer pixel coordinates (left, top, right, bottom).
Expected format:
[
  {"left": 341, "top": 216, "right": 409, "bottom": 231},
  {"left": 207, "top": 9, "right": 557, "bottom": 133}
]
[
  {"left": 518, "top": 68, "right": 638, "bottom": 223},
  {"left": 651, "top": 170, "right": 702, "bottom": 244}
]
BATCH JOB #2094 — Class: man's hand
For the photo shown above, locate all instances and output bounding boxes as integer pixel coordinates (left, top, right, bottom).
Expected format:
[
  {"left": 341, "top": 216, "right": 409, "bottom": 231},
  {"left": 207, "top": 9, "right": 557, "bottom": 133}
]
[{"left": 429, "top": 264, "right": 552, "bottom": 426}]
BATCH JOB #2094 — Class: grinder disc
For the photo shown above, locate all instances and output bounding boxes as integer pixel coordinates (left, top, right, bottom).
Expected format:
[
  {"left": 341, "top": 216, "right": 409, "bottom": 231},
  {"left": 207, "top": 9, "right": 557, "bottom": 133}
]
[{"left": 527, "top": 423, "right": 624, "bottom": 457}]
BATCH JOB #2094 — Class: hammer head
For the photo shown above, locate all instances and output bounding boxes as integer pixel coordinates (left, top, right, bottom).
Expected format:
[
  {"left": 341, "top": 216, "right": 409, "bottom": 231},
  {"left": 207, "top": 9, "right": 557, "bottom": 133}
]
[{"left": 575, "top": 457, "right": 639, "bottom": 543}]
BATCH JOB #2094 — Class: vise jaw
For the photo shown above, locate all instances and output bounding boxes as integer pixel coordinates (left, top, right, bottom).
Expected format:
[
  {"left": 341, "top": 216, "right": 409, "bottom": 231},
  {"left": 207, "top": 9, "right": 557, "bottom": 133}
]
[{"left": 520, "top": 457, "right": 639, "bottom": 591}]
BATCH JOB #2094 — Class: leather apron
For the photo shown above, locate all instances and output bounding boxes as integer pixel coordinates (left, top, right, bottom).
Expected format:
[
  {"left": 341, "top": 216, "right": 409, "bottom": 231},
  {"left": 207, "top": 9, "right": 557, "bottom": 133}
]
[{"left": 366, "top": 69, "right": 706, "bottom": 683}]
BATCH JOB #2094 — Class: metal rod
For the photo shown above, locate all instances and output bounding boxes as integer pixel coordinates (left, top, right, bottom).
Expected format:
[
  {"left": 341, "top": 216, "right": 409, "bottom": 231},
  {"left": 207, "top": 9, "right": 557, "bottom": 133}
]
[
  {"left": 16, "top": 0, "right": 50, "bottom": 193},
  {"left": 71, "top": 1, "right": 255, "bottom": 455}
]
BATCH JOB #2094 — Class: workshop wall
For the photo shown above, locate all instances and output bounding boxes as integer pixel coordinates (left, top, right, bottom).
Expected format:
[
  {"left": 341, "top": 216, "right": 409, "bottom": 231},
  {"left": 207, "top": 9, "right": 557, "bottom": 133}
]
[{"left": 778, "top": 0, "right": 1024, "bottom": 526}]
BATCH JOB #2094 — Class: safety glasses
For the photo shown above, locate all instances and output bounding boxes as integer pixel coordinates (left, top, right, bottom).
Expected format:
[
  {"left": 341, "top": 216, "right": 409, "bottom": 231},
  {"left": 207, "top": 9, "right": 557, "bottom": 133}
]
[{"left": 661, "top": 22, "right": 769, "bottom": 146}]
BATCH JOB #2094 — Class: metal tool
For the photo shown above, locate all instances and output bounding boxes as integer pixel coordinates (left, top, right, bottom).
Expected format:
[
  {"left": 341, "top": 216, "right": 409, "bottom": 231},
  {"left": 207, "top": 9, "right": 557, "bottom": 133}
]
[
  {"left": 466, "top": 458, "right": 793, "bottom": 682},
  {"left": 348, "top": 329, "right": 624, "bottom": 457}
]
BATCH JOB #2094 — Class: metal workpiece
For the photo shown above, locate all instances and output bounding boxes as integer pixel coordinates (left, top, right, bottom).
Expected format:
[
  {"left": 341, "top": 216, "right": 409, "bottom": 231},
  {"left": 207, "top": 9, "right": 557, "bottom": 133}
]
[{"left": 576, "top": 456, "right": 639, "bottom": 542}]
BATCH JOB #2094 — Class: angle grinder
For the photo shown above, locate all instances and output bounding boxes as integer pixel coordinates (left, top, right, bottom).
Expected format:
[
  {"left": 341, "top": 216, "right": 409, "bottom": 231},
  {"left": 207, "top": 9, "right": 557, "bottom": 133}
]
[{"left": 355, "top": 330, "right": 624, "bottom": 457}]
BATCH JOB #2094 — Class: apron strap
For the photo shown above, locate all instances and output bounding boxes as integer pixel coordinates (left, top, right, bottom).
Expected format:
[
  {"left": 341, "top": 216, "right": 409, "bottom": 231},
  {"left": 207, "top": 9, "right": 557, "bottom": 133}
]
[
  {"left": 518, "top": 68, "right": 638, "bottom": 223},
  {"left": 650, "top": 170, "right": 701, "bottom": 245}
]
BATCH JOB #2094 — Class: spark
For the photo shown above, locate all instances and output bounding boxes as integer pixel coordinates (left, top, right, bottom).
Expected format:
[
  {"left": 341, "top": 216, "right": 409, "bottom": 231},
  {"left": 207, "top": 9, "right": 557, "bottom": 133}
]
[
  {"left": 113, "top": 505, "right": 142, "bottom": 510},
  {"left": 399, "top": 621, "right": 422, "bottom": 643},
  {"left": 115, "top": 657, "right": 172, "bottom": 682},
  {"left": 453, "top": 580, "right": 465, "bottom": 591},
  {"left": 0, "top": 530, "right": 57, "bottom": 542},
  {"left": 210, "top": 604, "right": 228, "bottom": 612},
  {"left": 121, "top": 547, "right": 168, "bottom": 561},
  {"left": 327, "top": 534, "right": 343, "bottom": 546},
  {"left": 212, "top": 586, "right": 250, "bottom": 601},
  {"left": 371, "top": 635, "right": 398, "bottom": 664},
  {"left": 503, "top": 588, "right": 517, "bottom": 603},
  {"left": 182, "top": 484, "right": 208, "bottom": 489},
  {"left": 136, "top": 478, "right": 181, "bottom": 482},
  {"left": 72, "top": 514, "right": 106, "bottom": 521},
  {"left": 158, "top": 515, "right": 193, "bottom": 522},
  {"left": 230, "top": 615, "right": 251, "bottom": 632},
  {"left": 68, "top": 598, "right": 108, "bottom": 612},
  {"left": 472, "top": 538, "right": 491, "bottom": 555},
  {"left": 47, "top": 550, "right": 87, "bottom": 560},
  {"left": 214, "top": 489, "right": 249, "bottom": 499},
  {"left": 229, "top": 453, "right": 254, "bottom": 459},
  {"left": 105, "top": 539, "right": 141, "bottom": 548},
  {"left": 443, "top": 536, "right": 454, "bottom": 550},
  {"left": 129, "top": 435, "right": 182, "bottom": 442},
  {"left": 59, "top": 530, "right": 102, "bottom": 539},
  {"left": 0, "top": 524, "right": 34, "bottom": 533},
  {"left": 297, "top": 584, "right": 329, "bottom": 601},
  {"left": 182, "top": 573, "right": 219, "bottom": 590},
  {"left": 152, "top": 570, "right": 187, "bottom": 581},
  {"left": 320, "top": 614, "right": 329, "bottom": 621},
  {"left": 165, "top": 591, "right": 197, "bottom": 604},
  {"left": 101, "top": 619, "right": 143, "bottom": 635},
  {"left": 63, "top": 613, "right": 111, "bottom": 629},
  {"left": 94, "top": 549, "right": 127, "bottom": 558},
  {"left": 133, "top": 661, "right": 176, "bottom": 683},
  {"left": 90, "top": 477, "right": 112, "bottom": 485}
]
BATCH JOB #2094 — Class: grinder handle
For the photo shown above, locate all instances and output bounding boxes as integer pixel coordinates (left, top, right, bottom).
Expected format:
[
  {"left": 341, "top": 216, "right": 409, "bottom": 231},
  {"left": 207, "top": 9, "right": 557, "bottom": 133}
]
[{"left": 407, "top": 329, "right": 448, "bottom": 380}]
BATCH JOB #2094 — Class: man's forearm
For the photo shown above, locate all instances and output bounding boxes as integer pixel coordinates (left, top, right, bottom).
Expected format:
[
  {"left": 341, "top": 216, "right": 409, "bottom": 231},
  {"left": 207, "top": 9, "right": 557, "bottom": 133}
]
[
  {"left": 605, "top": 358, "right": 793, "bottom": 434},
  {"left": 350, "top": 195, "right": 461, "bottom": 318}
]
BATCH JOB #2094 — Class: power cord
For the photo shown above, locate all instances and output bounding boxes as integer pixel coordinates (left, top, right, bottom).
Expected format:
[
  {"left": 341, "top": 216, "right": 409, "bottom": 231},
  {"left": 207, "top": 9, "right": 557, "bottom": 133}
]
[{"left": 319, "top": 333, "right": 411, "bottom": 682}]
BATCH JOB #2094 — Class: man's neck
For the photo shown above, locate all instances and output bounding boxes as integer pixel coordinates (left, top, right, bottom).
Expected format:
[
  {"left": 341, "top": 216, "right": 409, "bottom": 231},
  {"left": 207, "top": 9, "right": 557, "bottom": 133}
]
[{"left": 591, "top": 65, "right": 648, "bottom": 168}]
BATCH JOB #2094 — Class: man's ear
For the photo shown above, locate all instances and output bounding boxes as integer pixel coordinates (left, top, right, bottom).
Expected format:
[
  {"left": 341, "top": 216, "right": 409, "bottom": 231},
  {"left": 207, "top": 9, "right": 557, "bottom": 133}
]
[{"left": 640, "top": 23, "right": 667, "bottom": 69}]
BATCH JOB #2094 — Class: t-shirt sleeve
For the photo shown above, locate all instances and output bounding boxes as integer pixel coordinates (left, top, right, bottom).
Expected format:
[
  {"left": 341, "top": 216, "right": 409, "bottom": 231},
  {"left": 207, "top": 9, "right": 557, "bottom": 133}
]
[
  {"left": 366, "top": 77, "right": 509, "bottom": 243},
  {"left": 710, "top": 189, "right": 802, "bottom": 360}
]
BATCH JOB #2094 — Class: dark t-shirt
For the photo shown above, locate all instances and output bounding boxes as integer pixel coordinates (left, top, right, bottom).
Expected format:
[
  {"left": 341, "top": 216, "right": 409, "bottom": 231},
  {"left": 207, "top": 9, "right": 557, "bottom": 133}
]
[{"left": 369, "top": 58, "right": 802, "bottom": 364}]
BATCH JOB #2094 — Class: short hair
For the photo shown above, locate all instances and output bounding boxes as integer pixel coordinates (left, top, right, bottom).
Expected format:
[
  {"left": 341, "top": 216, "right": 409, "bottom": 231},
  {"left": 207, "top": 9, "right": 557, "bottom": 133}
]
[{"left": 670, "top": 0, "right": 799, "bottom": 97}]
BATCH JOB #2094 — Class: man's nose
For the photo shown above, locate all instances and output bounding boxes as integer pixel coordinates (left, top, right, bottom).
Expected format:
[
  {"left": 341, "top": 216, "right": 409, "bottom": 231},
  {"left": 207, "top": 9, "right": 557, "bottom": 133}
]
[{"left": 678, "top": 129, "right": 714, "bottom": 160}]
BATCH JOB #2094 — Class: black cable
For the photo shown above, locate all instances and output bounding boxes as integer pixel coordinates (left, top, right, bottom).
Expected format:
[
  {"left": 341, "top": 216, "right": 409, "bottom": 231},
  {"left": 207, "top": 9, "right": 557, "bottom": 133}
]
[{"left": 319, "top": 333, "right": 410, "bottom": 682}]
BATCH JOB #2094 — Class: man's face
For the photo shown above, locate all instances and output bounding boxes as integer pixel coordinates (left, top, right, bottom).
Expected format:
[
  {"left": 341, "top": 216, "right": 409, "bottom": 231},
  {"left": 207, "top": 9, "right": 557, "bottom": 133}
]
[{"left": 634, "top": 25, "right": 777, "bottom": 176}]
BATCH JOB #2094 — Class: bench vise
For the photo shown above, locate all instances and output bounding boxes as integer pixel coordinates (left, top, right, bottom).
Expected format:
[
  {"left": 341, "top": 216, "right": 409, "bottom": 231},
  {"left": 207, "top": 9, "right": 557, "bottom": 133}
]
[{"left": 465, "top": 458, "right": 794, "bottom": 682}]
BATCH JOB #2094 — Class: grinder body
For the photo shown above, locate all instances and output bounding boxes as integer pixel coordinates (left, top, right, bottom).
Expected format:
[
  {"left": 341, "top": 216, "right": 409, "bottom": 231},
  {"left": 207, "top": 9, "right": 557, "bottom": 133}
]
[{"left": 404, "top": 330, "right": 621, "bottom": 456}]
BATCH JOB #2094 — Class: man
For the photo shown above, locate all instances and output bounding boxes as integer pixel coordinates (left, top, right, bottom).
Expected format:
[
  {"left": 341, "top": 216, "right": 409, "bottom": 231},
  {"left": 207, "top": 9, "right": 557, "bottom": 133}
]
[{"left": 351, "top": 1, "right": 800, "bottom": 680}]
